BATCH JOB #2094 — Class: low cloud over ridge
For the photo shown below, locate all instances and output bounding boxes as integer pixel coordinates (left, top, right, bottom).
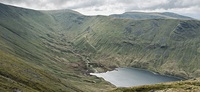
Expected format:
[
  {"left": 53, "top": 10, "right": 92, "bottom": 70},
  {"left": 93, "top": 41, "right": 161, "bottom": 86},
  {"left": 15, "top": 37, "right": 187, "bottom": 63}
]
[{"left": 0, "top": 0, "right": 199, "bottom": 19}]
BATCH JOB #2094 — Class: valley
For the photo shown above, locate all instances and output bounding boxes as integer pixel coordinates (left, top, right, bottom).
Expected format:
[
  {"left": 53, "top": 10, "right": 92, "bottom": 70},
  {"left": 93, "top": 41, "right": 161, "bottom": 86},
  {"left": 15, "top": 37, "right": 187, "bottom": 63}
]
[{"left": 0, "top": 3, "right": 200, "bottom": 92}]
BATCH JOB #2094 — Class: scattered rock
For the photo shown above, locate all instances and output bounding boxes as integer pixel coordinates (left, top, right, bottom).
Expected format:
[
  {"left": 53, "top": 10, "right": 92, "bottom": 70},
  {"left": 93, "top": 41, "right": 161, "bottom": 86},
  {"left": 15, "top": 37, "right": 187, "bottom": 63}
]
[{"left": 13, "top": 88, "right": 21, "bottom": 92}]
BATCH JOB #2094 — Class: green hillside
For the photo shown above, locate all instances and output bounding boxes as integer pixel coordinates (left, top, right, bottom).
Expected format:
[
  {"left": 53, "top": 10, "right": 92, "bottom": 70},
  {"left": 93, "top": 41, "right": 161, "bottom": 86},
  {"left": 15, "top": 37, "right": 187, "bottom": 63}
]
[
  {"left": 0, "top": 3, "right": 113, "bottom": 92},
  {"left": 110, "top": 78, "right": 200, "bottom": 92},
  {"left": 0, "top": 3, "right": 200, "bottom": 92},
  {"left": 70, "top": 16, "right": 200, "bottom": 79}
]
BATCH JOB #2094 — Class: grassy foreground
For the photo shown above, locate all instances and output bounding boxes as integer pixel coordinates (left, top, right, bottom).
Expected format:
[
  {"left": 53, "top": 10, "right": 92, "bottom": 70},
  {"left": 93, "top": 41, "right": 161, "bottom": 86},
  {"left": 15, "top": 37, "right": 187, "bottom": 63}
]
[{"left": 110, "top": 78, "right": 200, "bottom": 92}]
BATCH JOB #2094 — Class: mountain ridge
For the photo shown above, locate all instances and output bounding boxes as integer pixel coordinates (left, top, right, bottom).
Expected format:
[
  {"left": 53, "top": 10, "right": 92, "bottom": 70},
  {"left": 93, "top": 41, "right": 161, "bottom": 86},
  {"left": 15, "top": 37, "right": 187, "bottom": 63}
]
[
  {"left": 110, "top": 12, "right": 194, "bottom": 20},
  {"left": 0, "top": 3, "right": 200, "bottom": 92}
]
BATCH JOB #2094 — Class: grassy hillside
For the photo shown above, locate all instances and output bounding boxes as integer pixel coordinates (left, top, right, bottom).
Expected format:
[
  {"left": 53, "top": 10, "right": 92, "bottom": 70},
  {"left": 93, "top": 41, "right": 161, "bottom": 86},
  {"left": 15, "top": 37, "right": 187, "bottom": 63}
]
[
  {"left": 72, "top": 17, "right": 200, "bottom": 79},
  {"left": 0, "top": 3, "right": 113, "bottom": 92},
  {"left": 110, "top": 78, "right": 200, "bottom": 92},
  {"left": 0, "top": 50, "right": 82, "bottom": 92},
  {"left": 1, "top": 3, "right": 200, "bottom": 92}
]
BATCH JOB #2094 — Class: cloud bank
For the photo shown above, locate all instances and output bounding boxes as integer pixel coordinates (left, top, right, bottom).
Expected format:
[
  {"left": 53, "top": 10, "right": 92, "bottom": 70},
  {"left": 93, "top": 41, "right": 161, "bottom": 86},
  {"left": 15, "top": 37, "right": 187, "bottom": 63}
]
[{"left": 0, "top": 0, "right": 199, "bottom": 19}]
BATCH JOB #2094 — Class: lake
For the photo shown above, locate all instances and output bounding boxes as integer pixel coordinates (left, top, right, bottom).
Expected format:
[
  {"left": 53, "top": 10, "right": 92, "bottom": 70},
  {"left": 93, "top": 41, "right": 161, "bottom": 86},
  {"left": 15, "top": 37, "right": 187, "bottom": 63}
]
[{"left": 90, "top": 67, "right": 181, "bottom": 87}]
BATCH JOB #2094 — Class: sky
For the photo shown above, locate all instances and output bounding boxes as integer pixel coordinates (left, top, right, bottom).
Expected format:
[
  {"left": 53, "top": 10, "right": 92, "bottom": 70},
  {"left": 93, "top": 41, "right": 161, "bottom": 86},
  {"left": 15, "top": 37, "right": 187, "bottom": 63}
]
[{"left": 0, "top": 0, "right": 199, "bottom": 19}]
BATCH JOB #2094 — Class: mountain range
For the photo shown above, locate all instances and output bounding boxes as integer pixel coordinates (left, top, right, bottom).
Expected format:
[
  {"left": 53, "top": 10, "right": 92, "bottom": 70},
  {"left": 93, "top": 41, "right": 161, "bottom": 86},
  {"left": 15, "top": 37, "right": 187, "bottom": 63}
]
[
  {"left": 110, "top": 12, "right": 193, "bottom": 20},
  {"left": 0, "top": 3, "right": 200, "bottom": 92}
]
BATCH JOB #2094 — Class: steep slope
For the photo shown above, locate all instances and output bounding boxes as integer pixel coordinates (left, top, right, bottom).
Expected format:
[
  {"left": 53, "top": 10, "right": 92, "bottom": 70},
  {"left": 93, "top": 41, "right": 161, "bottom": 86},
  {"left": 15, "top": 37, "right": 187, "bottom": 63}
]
[
  {"left": 0, "top": 3, "right": 113, "bottom": 92},
  {"left": 110, "top": 12, "right": 193, "bottom": 20},
  {"left": 73, "top": 17, "right": 200, "bottom": 79},
  {"left": 0, "top": 50, "right": 82, "bottom": 92}
]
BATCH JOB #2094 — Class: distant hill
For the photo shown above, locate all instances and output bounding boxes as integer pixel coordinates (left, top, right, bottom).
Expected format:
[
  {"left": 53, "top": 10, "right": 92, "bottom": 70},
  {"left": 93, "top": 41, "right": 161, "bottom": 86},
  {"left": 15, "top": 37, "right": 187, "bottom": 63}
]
[{"left": 110, "top": 12, "right": 193, "bottom": 20}]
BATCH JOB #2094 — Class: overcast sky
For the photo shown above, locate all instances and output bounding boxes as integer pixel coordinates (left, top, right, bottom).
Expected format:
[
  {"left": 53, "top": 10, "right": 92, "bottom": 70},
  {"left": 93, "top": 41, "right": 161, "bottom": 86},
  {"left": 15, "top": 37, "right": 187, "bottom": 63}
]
[{"left": 0, "top": 0, "right": 199, "bottom": 19}]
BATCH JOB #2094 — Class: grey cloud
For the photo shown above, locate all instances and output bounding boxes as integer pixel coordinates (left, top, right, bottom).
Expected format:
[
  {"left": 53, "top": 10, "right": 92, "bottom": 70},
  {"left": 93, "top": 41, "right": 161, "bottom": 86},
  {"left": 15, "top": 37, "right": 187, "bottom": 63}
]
[
  {"left": 66, "top": 0, "right": 104, "bottom": 9},
  {"left": 0, "top": 0, "right": 105, "bottom": 9},
  {"left": 0, "top": 0, "right": 199, "bottom": 19},
  {"left": 1, "top": 0, "right": 200, "bottom": 10},
  {"left": 145, "top": 0, "right": 200, "bottom": 10}
]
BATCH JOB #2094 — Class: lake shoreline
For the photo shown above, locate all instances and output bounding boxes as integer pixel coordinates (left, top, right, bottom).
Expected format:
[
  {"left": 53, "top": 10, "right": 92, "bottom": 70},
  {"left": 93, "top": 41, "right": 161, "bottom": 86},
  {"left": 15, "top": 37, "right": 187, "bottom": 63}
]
[
  {"left": 91, "top": 66, "right": 185, "bottom": 80},
  {"left": 90, "top": 67, "right": 184, "bottom": 87}
]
